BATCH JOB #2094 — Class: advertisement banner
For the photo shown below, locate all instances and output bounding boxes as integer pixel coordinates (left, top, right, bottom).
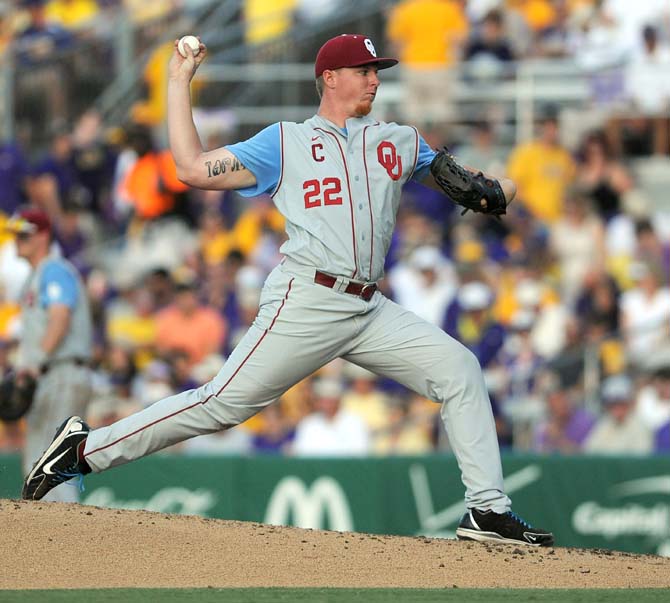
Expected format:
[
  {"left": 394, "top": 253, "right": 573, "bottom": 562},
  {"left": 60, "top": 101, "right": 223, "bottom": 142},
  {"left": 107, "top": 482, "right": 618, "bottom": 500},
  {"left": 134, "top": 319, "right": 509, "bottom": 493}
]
[{"left": 1, "top": 453, "right": 669, "bottom": 555}]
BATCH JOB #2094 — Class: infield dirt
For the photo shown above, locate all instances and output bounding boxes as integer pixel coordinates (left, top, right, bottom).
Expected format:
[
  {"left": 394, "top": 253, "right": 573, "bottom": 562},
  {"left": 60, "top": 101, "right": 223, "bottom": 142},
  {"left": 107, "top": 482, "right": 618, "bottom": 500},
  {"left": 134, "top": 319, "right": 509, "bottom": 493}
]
[{"left": 1, "top": 499, "right": 669, "bottom": 590}]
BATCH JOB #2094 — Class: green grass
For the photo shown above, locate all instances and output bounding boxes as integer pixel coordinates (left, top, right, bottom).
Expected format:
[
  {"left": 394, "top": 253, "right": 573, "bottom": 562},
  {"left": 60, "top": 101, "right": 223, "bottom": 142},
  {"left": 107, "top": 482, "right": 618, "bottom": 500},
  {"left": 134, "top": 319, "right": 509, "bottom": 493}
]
[{"left": 0, "top": 590, "right": 669, "bottom": 603}]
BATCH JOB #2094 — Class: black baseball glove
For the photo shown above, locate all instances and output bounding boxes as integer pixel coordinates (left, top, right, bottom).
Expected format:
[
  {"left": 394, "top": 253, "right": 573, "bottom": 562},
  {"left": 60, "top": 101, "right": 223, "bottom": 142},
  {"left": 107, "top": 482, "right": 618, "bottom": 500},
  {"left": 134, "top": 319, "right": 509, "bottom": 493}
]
[
  {"left": 430, "top": 148, "right": 507, "bottom": 217},
  {"left": 0, "top": 372, "right": 37, "bottom": 422}
]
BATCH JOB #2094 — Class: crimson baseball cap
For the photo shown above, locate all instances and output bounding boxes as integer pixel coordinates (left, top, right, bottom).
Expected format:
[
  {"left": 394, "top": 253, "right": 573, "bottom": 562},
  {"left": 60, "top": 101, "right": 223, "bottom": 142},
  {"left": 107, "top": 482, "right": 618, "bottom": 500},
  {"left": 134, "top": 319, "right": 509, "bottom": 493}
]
[
  {"left": 5, "top": 207, "right": 52, "bottom": 235},
  {"left": 314, "top": 34, "right": 398, "bottom": 78}
]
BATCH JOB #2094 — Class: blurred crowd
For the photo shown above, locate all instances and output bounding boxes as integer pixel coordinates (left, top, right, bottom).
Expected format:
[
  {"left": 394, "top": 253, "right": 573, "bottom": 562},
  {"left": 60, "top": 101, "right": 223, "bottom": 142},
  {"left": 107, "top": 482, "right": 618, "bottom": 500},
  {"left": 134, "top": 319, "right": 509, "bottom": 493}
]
[{"left": 3, "top": 0, "right": 670, "bottom": 458}]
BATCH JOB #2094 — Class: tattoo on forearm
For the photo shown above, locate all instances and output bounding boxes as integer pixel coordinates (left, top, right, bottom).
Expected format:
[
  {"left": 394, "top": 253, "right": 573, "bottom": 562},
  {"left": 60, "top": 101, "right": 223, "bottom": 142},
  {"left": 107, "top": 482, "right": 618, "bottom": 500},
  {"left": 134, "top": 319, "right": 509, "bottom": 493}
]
[{"left": 205, "top": 157, "right": 246, "bottom": 178}]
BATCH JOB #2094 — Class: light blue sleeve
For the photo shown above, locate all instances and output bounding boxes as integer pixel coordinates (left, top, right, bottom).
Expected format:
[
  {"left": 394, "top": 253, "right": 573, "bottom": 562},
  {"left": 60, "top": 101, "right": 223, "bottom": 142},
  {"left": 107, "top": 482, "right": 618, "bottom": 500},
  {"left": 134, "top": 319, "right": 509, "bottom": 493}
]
[
  {"left": 39, "top": 261, "right": 78, "bottom": 308},
  {"left": 226, "top": 123, "right": 282, "bottom": 197},
  {"left": 411, "top": 135, "right": 437, "bottom": 182}
]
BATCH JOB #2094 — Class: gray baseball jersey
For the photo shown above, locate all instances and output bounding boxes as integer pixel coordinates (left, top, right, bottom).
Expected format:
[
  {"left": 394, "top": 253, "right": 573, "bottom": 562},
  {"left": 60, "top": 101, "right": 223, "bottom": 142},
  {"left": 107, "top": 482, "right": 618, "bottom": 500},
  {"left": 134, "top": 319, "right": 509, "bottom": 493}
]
[
  {"left": 18, "top": 255, "right": 92, "bottom": 369},
  {"left": 20, "top": 255, "right": 93, "bottom": 502},
  {"left": 83, "top": 114, "right": 512, "bottom": 513},
  {"left": 272, "top": 115, "right": 418, "bottom": 282}
]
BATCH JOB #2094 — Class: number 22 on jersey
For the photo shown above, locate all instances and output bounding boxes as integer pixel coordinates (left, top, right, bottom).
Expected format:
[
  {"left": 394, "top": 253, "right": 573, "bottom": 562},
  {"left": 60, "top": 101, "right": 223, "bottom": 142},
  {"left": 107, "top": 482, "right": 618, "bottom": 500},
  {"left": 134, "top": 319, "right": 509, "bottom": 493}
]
[{"left": 303, "top": 178, "right": 343, "bottom": 209}]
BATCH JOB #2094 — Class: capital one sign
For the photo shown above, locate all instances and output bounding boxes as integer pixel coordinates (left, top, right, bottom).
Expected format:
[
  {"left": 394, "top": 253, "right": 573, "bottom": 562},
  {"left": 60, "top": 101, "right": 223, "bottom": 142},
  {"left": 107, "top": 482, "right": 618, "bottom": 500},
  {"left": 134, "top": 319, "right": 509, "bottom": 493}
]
[{"left": 264, "top": 476, "right": 354, "bottom": 532}]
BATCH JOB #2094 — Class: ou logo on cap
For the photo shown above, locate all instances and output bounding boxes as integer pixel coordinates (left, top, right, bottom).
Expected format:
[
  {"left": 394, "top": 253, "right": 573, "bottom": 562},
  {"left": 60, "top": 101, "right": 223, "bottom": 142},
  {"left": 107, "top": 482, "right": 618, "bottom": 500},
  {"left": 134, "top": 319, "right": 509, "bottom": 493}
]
[{"left": 364, "top": 38, "right": 377, "bottom": 57}]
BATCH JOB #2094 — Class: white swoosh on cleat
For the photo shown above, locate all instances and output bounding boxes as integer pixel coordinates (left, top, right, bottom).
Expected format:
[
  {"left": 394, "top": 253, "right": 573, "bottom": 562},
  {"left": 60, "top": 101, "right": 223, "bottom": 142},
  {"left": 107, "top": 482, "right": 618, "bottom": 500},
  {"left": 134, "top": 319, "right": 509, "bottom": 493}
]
[{"left": 42, "top": 449, "right": 70, "bottom": 475}]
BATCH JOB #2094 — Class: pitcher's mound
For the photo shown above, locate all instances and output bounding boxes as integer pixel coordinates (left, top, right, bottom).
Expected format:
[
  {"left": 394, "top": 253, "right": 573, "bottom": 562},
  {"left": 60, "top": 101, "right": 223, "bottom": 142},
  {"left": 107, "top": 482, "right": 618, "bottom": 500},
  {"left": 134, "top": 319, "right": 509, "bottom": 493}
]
[{"left": 2, "top": 499, "right": 669, "bottom": 590}]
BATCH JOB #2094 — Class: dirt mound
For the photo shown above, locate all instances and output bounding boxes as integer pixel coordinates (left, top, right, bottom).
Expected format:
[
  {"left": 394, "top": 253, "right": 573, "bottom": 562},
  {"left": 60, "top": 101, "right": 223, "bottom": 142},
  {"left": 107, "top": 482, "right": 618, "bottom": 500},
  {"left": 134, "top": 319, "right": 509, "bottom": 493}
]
[{"left": 1, "top": 499, "right": 669, "bottom": 590}]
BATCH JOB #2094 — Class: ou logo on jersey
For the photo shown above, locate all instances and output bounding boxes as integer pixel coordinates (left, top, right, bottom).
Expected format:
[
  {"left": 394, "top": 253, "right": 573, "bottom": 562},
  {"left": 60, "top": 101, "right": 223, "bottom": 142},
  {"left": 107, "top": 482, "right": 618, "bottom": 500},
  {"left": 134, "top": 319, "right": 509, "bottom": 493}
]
[{"left": 377, "top": 141, "right": 403, "bottom": 181}]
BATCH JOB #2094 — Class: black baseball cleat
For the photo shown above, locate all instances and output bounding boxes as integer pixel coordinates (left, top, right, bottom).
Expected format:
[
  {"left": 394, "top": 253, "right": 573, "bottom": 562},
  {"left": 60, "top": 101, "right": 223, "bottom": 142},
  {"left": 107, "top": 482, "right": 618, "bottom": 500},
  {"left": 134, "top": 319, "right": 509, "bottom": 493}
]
[
  {"left": 456, "top": 509, "right": 554, "bottom": 547},
  {"left": 22, "top": 416, "right": 92, "bottom": 501}
]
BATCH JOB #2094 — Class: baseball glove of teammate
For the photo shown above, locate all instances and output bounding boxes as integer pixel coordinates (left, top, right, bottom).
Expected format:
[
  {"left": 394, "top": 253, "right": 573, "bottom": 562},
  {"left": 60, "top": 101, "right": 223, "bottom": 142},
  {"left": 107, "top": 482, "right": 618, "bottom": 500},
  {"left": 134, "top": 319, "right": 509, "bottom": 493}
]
[
  {"left": 430, "top": 148, "right": 507, "bottom": 217},
  {"left": 0, "top": 372, "right": 37, "bottom": 422}
]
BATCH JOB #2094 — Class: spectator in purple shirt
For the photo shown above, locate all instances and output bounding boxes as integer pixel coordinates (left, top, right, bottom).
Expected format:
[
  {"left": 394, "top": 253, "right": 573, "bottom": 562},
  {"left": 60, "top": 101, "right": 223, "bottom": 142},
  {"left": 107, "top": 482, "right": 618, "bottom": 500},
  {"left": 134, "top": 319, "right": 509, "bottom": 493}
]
[
  {"left": 16, "top": 0, "right": 73, "bottom": 66},
  {"left": 54, "top": 202, "right": 90, "bottom": 273},
  {"left": 252, "top": 404, "right": 295, "bottom": 454},
  {"left": 31, "top": 124, "right": 78, "bottom": 204},
  {"left": 443, "top": 281, "right": 506, "bottom": 369},
  {"left": 70, "top": 111, "right": 118, "bottom": 214},
  {"left": 655, "top": 421, "right": 670, "bottom": 453},
  {"left": 463, "top": 9, "right": 515, "bottom": 81},
  {"left": 533, "top": 378, "right": 597, "bottom": 454},
  {"left": 0, "top": 142, "right": 29, "bottom": 215}
]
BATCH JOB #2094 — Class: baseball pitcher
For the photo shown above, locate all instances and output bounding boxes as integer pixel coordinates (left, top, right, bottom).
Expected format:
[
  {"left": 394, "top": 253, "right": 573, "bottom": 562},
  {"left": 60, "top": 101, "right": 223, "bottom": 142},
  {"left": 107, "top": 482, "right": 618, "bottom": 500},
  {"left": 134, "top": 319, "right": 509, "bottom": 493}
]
[{"left": 23, "top": 34, "right": 553, "bottom": 546}]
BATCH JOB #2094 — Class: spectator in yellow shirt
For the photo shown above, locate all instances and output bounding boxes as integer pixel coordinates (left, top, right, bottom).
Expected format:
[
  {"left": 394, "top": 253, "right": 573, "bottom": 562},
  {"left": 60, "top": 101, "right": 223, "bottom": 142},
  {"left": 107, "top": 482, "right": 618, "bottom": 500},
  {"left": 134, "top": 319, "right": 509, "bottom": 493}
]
[
  {"left": 507, "top": 0, "right": 596, "bottom": 32},
  {"left": 507, "top": 108, "right": 576, "bottom": 222},
  {"left": 386, "top": 0, "right": 469, "bottom": 125},
  {"left": 233, "top": 196, "right": 285, "bottom": 259},
  {"left": 45, "top": 0, "right": 98, "bottom": 30},
  {"left": 0, "top": 288, "right": 20, "bottom": 342},
  {"left": 131, "top": 42, "right": 173, "bottom": 126},
  {"left": 507, "top": 0, "right": 557, "bottom": 32},
  {"left": 122, "top": 0, "right": 174, "bottom": 25},
  {"left": 340, "top": 363, "right": 391, "bottom": 441},
  {"left": 106, "top": 285, "right": 158, "bottom": 370},
  {"left": 244, "top": 0, "right": 297, "bottom": 46},
  {"left": 198, "top": 209, "right": 238, "bottom": 267}
]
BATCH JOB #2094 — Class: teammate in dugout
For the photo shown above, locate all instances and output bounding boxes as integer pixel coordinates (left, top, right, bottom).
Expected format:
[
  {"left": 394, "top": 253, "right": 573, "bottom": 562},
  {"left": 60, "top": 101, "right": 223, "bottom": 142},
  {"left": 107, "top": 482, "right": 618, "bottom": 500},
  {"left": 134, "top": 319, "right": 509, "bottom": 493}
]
[{"left": 23, "top": 34, "right": 554, "bottom": 547}]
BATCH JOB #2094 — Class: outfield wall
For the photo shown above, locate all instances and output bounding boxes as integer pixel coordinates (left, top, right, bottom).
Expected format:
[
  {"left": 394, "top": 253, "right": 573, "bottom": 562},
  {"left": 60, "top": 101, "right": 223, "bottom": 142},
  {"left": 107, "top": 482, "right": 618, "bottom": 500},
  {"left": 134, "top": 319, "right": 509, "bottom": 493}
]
[{"left": 1, "top": 453, "right": 668, "bottom": 555}]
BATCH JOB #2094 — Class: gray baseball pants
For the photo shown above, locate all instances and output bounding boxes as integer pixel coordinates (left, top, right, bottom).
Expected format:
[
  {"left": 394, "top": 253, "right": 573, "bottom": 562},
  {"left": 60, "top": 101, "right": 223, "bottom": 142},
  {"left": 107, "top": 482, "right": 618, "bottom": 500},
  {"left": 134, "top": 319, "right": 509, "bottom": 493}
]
[
  {"left": 24, "top": 363, "right": 92, "bottom": 502},
  {"left": 84, "top": 261, "right": 511, "bottom": 512}
]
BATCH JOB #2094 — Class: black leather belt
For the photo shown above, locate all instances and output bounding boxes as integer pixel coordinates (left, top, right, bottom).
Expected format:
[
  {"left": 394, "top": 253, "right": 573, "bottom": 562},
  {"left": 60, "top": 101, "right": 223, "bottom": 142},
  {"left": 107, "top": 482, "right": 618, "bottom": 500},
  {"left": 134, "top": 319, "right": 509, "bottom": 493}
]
[
  {"left": 314, "top": 271, "right": 378, "bottom": 301},
  {"left": 40, "top": 357, "right": 89, "bottom": 375}
]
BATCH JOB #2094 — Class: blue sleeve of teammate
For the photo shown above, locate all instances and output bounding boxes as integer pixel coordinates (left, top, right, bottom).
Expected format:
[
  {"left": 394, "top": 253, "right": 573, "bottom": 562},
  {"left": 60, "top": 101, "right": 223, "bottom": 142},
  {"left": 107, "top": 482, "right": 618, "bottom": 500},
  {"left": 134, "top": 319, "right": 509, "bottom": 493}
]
[
  {"left": 226, "top": 123, "right": 281, "bottom": 197},
  {"left": 411, "top": 135, "right": 437, "bottom": 182},
  {"left": 39, "top": 261, "right": 78, "bottom": 308}
]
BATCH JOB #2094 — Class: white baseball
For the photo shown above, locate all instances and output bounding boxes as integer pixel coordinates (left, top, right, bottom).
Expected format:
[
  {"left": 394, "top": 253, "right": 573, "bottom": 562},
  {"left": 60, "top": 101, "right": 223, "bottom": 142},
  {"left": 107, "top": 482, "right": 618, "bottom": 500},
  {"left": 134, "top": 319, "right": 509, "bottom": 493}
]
[{"left": 178, "top": 35, "right": 201, "bottom": 58}]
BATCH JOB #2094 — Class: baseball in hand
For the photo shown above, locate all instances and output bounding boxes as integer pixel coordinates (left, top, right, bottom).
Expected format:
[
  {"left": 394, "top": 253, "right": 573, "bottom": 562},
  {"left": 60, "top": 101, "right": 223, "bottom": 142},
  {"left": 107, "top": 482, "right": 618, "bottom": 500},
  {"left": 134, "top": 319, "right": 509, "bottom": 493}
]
[{"left": 178, "top": 35, "right": 201, "bottom": 58}]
